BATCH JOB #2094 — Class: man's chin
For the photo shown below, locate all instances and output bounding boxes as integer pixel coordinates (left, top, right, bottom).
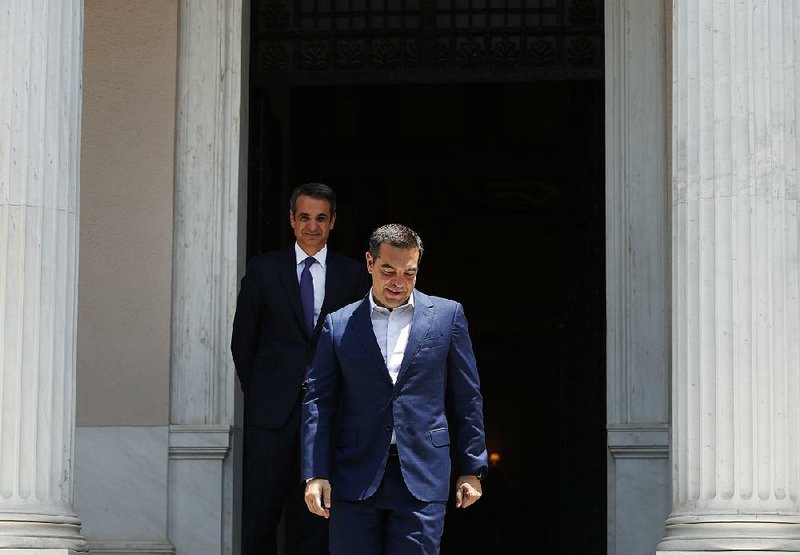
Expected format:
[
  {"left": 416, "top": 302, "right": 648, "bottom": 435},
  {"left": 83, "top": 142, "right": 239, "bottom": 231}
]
[
  {"left": 384, "top": 294, "right": 407, "bottom": 307},
  {"left": 300, "top": 238, "right": 324, "bottom": 250}
]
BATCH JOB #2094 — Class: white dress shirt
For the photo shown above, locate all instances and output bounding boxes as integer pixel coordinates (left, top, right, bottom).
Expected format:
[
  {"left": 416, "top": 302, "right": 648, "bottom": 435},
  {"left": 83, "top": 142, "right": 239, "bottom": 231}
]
[
  {"left": 295, "top": 243, "right": 328, "bottom": 329},
  {"left": 369, "top": 289, "right": 414, "bottom": 444}
]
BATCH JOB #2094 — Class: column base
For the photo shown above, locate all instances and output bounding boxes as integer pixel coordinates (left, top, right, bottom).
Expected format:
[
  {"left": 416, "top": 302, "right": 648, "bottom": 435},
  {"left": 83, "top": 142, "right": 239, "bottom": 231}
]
[
  {"left": 657, "top": 513, "right": 800, "bottom": 551},
  {"left": 0, "top": 551, "right": 82, "bottom": 554},
  {"left": 0, "top": 512, "right": 87, "bottom": 552}
]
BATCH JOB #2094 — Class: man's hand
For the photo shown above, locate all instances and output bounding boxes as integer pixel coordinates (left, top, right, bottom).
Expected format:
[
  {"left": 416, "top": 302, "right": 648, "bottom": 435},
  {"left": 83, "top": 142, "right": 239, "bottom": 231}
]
[
  {"left": 454, "top": 474, "right": 482, "bottom": 509},
  {"left": 304, "top": 478, "right": 332, "bottom": 518}
]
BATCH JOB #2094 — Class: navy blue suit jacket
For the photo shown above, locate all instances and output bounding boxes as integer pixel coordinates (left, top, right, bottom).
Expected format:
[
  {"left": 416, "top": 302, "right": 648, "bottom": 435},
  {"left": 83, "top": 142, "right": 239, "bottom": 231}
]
[
  {"left": 301, "top": 289, "right": 488, "bottom": 502},
  {"left": 231, "top": 247, "right": 369, "bottom": 428}
]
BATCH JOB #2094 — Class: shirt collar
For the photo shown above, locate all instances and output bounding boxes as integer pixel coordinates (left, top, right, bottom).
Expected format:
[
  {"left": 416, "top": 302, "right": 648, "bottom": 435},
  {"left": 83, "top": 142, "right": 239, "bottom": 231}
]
[
  {"left": 369, "top": 288, "right": 415, "bottom": 314},
  {"left": 295, "top": 243, "right": 328, "bottom": 268}
]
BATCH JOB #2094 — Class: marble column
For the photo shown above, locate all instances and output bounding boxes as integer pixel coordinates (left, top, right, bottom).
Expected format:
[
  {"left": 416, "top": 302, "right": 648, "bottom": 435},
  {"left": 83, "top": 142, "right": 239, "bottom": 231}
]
[
  {"left": 658, "top": 0, "right": 800, "bottom": 552},
  {"left": 168, "top": 1, "right": 246, "bottom": 553},
  {"left": 0, "top": 1, "right": 87, "bottom": 553}
]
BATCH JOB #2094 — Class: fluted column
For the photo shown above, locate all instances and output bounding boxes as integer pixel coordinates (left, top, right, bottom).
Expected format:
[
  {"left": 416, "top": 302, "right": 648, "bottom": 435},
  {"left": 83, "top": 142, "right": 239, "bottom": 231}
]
[
  {"left": 0, "top": 1, "right": 87, "bottom": 552},
  {"left": 659, "top": 1, "right": 800, "bottom": 551}
]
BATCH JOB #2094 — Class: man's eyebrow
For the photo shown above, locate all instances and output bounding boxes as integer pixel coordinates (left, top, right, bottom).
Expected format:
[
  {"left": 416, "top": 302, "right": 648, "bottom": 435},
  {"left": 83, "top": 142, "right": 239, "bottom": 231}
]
[{"left": 379, "top": 262, "right": 417, "bottom": 272}]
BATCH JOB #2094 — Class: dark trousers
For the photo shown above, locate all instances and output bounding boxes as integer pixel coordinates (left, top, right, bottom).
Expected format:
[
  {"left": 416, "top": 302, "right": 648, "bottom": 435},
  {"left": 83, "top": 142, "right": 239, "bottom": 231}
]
[
  {"left": 242, "top": 402, "right": 329, "bottom": 555},
  {"left": 329, "top": 455, "right": 446, "bottom": 555}
]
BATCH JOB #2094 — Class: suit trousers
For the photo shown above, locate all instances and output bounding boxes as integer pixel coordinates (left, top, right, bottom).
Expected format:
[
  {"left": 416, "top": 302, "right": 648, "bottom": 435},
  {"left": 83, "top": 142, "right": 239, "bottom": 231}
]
[
  {"left": 242, "top": 401, "right": 329, "bottom": 555},
  {"left": 329, "top": 455, "right": 446, "bottom": 555}
]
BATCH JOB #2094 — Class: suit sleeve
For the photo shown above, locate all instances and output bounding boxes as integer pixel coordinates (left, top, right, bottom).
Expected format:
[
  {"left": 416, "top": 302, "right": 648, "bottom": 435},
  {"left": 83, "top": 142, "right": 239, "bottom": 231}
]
[
  {"left": 230, "top": 258, "right": 261, "bottom": 392},
  {"left": 446, "top": 302, "right": 489, "bottom": 477},
  {"left": 301, "top": 314, "right": 341, "bottom": 482}
]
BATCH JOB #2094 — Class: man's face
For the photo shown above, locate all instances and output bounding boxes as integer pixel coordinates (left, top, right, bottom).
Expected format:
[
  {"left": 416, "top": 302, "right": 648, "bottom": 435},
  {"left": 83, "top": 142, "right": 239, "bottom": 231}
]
[
  {"left": 290, "top": 195, "right": 336, "bottom": 255},
  {"left": 366, "top": 244, "right": 419, "bottom": 309}
]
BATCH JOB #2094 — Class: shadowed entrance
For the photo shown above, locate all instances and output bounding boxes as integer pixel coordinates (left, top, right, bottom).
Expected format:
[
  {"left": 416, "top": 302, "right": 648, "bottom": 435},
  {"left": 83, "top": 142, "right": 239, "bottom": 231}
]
[{"left": 248, "top": 1, "right": 606, "bottom": 552}]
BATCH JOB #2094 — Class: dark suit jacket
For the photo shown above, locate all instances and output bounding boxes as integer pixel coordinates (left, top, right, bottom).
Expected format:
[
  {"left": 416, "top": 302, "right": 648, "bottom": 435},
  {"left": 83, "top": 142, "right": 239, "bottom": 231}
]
[
  {"left": 300, "top": 289, "right": 488, "bottom": 502},
  {"left": 231, "top": 246, "right": 369, "bottom": 428}
]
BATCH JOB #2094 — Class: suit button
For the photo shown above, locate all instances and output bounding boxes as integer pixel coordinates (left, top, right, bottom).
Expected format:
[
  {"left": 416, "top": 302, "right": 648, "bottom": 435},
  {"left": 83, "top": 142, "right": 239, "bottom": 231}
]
[
  {"left": 385, "top": 426, "right": 392, "bottom": 432},
  {"left": 391, "top": 392, "right": 399, "bottom": 400}
]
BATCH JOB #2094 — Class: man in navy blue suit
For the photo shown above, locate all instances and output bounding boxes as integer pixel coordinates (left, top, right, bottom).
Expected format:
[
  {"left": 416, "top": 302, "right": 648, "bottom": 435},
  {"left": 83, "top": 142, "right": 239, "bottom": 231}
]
[
  {"left": 301, "top": 223, "right": 488, "bottom": 554},
  {"left": 232, "top": 183, "right": 370, "bottom": 555}
]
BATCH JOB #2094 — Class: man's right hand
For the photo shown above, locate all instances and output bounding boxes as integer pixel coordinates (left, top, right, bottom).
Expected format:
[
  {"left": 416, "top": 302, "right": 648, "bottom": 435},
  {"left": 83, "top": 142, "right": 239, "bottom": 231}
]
[{"left": 304, "top": 478, "right": 331, "bottom": 519}]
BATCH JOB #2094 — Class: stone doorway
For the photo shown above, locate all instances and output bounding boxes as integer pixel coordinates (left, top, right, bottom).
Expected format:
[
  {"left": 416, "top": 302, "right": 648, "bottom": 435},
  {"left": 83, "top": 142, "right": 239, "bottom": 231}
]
[{"left": 247, "top": 1, "right": 606, "bottom": 552}]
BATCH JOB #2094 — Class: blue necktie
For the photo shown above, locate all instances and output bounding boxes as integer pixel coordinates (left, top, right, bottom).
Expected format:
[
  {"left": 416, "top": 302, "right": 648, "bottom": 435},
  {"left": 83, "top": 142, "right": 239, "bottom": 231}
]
[{"left": 300, "top": 256, "right": 315, "bottom": 335}]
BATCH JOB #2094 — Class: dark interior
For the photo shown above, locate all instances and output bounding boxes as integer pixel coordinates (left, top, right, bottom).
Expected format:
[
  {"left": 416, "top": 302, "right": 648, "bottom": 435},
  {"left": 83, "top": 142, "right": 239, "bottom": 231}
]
[{"left": 248, "top": 2, "right": 606, "bottom": 552}]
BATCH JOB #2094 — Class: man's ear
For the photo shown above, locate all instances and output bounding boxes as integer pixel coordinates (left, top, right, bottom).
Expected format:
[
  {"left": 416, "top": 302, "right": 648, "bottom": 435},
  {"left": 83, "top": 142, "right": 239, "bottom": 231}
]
[
  {"left": 289, "top": 209, "right": 296, "bottom": 226},
  {"left": 365, "top": 252, "right": 374, "bottom": 272},
  {"left": 329, "top": 213, "right": 336, "bottom": 229}
]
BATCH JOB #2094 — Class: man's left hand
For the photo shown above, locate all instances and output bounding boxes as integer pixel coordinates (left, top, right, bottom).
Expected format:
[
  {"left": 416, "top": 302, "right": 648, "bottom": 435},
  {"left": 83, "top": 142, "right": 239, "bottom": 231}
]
[{"left": 454, "top": 474, "right": 482, "bottom": 509}]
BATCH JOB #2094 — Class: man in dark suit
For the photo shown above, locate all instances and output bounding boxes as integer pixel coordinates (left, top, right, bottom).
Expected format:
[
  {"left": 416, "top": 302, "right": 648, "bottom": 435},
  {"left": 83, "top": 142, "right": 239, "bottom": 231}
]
[
  {"left": 301, "top": 223, "right": 488, "bottom": 554},
  {"left": 232, "top": 183, "right": 370, "bottom": 555}
]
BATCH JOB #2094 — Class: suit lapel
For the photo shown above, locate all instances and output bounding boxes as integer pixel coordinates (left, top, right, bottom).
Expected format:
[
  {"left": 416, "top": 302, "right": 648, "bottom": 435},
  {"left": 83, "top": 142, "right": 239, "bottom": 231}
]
[
  {"left": 351, "top": 298, "right": 391, "bottom": 379},
  {"left": 276, "top": 248, "right": 309, "bottom": 338},
  {"left": 395, "top": 290, "right": 434, "bottom": 385}
]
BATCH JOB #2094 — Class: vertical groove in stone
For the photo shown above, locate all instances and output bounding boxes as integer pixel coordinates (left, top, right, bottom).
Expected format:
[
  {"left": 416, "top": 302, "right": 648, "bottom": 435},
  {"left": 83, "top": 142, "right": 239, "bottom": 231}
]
[
  {"left": 770, "top": 0, "right": 788, "bottom": 502},
  {"left": 748, "top": 0, "right": 761, "bottom": 504},
  {"left": 19, "top": 0, "right": 42, "bottom": 502},
  {"left": 691, "top": 0, "right": 702, "bottom": 502},
  {"left": 673, "top": 0, "right": 688, "bottom": 505},
  {"left": 713, "top": 0, "right": 734, "bottom": 502},
  {"left": 701, "top": 0, "right": 718, "bottom": 502},
  {"left": 731, "top": 0, "right": 748, "bottom": 503},
  {"left": 681, "top": 0, "right": 691, "bottom": 505},
  {"left": 51, "top": 0, "right": 67, "bottom": 502},
  {"left": 33, "top": 0, "right": 51, "bottom": 504},
  {"left": 759, "top": 0, "right": 774, "bottom": 503},
  {"left": 739, "top": 0, "right": 756, "bottom": 503},
  {"left": 68, "top": 0, "right": 81, "bottom": 501},
  {"left": 12, "top": 0, "right": 34, "bottom": 503},
  {"left": 753, "top": 0, "right": 771, "bottom": 502},
  {"left": 0, "top": 0, "right": 8, "bottom": 501},
  {"left": 789, "top": 0, "right": 800, "bottom": 504},
  {"left": 38, "top": 0, "right": 60, "bottom": 503},
  {"left": 0, "top": 0, "right": 17, "bottom": 502}
]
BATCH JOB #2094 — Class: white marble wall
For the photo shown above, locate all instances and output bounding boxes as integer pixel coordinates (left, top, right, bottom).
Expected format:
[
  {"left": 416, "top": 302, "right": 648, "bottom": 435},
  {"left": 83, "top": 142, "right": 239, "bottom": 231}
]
[
  {"left": 74, "top": 427, "right": 172, "bottom": 554},
  {"left": 605, "top": 0, "right": 671, "bottom": 552},
  {"left": 659, "top": 0, "right": 800, "bottom": 551},
  {"left": 0, "top": 0, "right": 87, "bottom": 551}
]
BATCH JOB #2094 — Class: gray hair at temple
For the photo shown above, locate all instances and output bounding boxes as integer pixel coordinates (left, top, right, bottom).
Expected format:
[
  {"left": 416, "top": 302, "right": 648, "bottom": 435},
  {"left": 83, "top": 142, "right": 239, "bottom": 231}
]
[
  {"left": 289, "top": 182, "right": 337, "bottom": 215},
  {"left": 368, "top": 223, "right": 424, "bottom": 265}
]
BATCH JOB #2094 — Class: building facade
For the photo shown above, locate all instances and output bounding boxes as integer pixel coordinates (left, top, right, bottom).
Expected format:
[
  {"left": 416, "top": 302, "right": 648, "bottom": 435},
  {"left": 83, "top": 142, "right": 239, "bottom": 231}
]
[{"left": 2, "top": 0, "right": 799, "bottom": 553}]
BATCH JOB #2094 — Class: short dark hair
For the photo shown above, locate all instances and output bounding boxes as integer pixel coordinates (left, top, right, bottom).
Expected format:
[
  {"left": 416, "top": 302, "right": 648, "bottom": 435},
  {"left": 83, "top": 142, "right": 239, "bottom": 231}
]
[
  {"left": 368, "top": 224, "right": 424, "bottom": 264},
  {"left": 289, "top": 182, "right": 337, "bottom": 215}
]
